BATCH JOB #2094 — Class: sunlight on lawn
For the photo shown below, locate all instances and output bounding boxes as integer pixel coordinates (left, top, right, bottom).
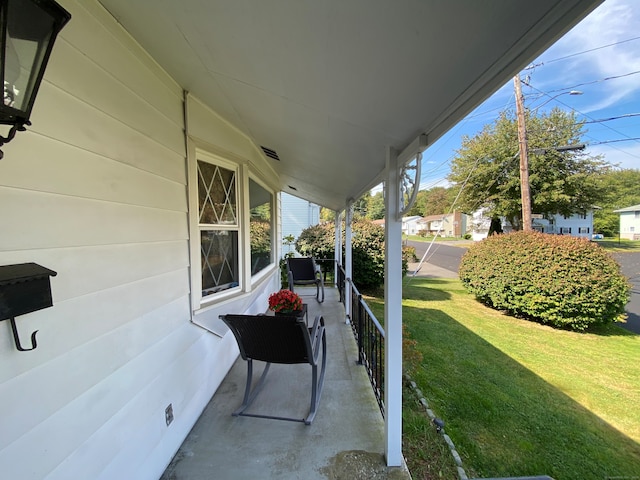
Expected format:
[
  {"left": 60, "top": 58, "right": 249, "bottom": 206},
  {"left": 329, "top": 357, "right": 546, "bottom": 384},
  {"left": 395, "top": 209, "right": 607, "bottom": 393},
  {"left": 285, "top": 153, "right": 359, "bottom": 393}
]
[{"left": 371, "top": 277, "right": 640, "bottom": 478}]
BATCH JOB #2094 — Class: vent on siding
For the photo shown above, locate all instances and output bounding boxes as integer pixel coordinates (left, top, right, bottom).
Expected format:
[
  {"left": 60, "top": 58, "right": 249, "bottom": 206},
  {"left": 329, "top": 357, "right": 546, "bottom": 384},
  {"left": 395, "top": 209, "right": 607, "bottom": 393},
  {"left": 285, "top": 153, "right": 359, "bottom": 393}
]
[{"left": 261, "top": 146, "right": 280, "bottom": 161}]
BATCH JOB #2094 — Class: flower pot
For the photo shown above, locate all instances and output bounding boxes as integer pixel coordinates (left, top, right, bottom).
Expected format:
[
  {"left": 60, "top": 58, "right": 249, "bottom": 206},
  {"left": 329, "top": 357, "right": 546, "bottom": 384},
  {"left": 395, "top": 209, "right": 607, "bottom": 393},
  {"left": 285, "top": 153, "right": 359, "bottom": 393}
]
[{"left": 275, "top": 309, "right": 303, "bottom": 317}]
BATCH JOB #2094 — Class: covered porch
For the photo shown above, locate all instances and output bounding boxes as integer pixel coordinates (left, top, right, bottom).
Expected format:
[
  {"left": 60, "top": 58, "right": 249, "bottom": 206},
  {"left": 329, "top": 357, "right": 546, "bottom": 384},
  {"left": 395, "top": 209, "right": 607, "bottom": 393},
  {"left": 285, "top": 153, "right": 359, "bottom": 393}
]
[{"left": 160, "top": 287, "right": 411, "bottom": 480}]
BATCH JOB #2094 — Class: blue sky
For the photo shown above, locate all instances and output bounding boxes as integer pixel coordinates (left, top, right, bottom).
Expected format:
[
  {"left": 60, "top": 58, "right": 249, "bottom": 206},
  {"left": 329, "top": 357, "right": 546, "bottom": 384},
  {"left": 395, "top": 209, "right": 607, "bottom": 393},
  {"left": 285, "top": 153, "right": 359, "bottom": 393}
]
[{"left": 419, "top": 0, "right": 640, "bottom": 190}]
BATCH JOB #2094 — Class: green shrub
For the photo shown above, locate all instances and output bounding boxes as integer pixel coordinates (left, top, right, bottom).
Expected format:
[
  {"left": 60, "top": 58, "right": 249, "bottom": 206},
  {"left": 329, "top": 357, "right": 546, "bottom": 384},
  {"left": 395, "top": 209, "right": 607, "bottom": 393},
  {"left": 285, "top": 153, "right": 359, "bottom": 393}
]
[
  {"left": 295, "top": 220, "right": 409, "bottom": 290},
  {"left": 458, "top": 231, "right": 630, "bottom": 331},
  {"left": 295, "top": 223, "right": 335, "bottom": 260}
]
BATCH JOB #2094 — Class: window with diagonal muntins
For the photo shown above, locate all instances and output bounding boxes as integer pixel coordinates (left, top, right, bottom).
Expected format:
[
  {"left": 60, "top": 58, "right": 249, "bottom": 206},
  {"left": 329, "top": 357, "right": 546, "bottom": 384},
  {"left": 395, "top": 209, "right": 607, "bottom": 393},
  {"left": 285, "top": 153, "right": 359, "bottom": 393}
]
[{"left": 198, "top": 161, "right": 237, "bottom": 225}]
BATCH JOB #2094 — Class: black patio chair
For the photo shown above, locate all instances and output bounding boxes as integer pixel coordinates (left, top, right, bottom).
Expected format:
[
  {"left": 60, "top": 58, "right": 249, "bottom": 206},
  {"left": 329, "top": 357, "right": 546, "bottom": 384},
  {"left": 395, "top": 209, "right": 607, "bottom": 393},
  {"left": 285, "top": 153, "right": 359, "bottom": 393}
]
[
  {"left": 219, "top": 313, "right": 327, "bottom": 425},
  {"left": 286, "top": 257, "right": 324, "bottom": 303}
]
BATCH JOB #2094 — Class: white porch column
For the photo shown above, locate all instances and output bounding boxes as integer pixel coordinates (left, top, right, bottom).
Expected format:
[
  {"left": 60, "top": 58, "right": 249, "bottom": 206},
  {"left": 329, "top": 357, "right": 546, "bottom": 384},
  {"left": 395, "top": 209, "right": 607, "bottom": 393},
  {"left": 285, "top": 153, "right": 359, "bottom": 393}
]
[
  {"left": 334, "top": 211, "right": 342, "bottom": 288},
  {"left": 384, "top": 146, "right": 403, "bottom": 466},
  {"left": 344, "top": 202, "right": 354, "bottom": 324}
]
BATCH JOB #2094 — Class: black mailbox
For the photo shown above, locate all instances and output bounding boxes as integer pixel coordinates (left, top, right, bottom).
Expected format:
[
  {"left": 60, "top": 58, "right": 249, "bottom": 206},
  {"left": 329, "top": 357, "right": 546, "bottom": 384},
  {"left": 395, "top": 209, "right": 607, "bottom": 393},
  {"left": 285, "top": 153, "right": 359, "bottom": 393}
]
[{"left": 0, "top": 263, "right": 57, "bottom": 351}]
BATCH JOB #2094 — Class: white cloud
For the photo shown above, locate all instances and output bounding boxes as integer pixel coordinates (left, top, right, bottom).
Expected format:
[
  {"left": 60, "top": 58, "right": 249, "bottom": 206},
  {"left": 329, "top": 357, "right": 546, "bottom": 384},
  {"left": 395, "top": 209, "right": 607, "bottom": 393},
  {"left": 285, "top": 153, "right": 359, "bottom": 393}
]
[
  {"left": 587, "top": 142, "right": 640, "bottom": 170},
  {"left": 541, "top": 0, "right": 640, "bottom": 112}
]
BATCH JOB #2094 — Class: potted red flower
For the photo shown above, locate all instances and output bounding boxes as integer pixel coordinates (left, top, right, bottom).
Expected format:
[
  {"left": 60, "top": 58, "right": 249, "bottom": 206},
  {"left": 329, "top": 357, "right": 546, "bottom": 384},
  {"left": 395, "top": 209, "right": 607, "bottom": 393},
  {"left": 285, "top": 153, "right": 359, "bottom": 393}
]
[{"left": 268, "top": 289, "right": 303, "bottom": 314}]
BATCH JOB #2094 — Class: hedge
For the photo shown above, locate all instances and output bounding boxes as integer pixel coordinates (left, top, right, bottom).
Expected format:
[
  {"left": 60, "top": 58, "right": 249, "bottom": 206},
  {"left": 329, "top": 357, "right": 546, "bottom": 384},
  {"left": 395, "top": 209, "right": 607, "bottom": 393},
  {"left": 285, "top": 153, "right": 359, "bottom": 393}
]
[
  {"left": 458, "top": 231, "right": 630, "bottom": 331},
  {"left": 295, "top": 220, "right": 410, "bottom": 290}
]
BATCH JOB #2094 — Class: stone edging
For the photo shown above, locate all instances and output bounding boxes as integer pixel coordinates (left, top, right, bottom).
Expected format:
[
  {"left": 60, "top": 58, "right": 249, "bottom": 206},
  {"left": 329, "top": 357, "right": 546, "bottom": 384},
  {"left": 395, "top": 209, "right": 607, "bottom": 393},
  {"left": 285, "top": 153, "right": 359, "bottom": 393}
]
[{"left": 405, "top": 374, "right": 469, "bottom": 480}]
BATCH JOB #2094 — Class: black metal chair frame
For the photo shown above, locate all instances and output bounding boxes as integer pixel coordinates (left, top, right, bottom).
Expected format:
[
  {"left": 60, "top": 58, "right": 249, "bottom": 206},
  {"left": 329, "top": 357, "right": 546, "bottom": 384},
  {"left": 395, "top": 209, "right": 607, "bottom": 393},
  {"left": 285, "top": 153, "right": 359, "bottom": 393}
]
[
  {"left": 219, "top": 313, "right": 327, "bottom": 425},
  {"left": 286, "top": 257, "right": 325, "bottom": 303}
]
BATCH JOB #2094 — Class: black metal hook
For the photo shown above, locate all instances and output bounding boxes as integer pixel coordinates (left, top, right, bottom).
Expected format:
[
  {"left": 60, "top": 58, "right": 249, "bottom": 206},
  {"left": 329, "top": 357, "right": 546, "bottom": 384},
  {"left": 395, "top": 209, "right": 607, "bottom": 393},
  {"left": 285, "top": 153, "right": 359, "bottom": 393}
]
[{"left": 9, "top": 317, "right": 38, "bottom": 351}]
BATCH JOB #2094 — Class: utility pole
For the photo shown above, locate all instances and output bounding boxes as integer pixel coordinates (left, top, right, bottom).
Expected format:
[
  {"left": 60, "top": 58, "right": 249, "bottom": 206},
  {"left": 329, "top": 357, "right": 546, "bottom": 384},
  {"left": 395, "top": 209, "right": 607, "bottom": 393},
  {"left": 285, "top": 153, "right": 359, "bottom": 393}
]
[{"left": 514, "top": 74, "right": 532, "bottom": 232}]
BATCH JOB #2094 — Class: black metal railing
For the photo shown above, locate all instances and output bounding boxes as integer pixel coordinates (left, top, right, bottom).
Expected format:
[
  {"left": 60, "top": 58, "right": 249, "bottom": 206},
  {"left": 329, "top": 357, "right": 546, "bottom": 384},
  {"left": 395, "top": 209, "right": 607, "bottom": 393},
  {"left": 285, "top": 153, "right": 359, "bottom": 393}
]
[{"left": 337, "top": 263, "right": 385, "bottom": 416}]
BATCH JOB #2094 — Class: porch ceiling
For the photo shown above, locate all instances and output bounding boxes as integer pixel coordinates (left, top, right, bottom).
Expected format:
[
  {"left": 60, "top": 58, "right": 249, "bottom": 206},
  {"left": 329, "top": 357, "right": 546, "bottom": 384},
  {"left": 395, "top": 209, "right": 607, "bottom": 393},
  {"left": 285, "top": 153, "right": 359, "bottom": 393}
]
[{"left": 98, "top": 0, "right": 600, "bottom": 212}]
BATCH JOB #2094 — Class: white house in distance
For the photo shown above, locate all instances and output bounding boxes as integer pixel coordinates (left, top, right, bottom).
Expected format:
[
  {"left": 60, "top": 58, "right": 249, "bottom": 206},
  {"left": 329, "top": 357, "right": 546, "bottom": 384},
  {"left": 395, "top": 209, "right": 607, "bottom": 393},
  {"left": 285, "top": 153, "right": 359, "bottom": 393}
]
[
  {"left": 471, "top": 208, "right": 596, "bottom": 241},
  {"left": 374, "top": 216, "right": 429, "bottom": 236},
  {"left": 401, "top": 216, "right": 423, "bottom": 235},
  {"left": 533, "top": 211, "right": 596, "bottom": 238},
  {"left": 0, "top": 1, "right": 601, "bottom": 478},
  {"left": 280, "top": 192, "right": 321, "bottom": 257},
  {"left": 614, "top": 204, "right": 640, "bottom": 240}
]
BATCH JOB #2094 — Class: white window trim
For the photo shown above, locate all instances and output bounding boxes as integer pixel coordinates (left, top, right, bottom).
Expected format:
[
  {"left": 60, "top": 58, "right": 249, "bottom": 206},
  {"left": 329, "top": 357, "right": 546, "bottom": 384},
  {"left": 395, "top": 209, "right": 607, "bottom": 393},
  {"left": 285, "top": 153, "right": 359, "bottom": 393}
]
[
  {"left": 246, "top": 173, "right": 276, "bottom": 283},
  {"left": 188, "top": 149, "right": 243, "bottom": 311},
  {"left": 187, "top": 148, "right": 279, "bottom": 313}
]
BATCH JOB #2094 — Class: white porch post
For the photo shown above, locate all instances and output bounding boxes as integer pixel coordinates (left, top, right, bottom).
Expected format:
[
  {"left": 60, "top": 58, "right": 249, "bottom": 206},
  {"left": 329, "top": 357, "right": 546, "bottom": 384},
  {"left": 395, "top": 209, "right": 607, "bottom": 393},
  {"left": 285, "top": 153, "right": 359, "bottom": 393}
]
[
  {"left": 384, "top": 146, "right": 403, "bottom": 466},
  {"left": 344, "top": 202, "right": 354, "bottom": 324},
  {"left": 334, "top": 211, "right": 342, "bottom": 289}
]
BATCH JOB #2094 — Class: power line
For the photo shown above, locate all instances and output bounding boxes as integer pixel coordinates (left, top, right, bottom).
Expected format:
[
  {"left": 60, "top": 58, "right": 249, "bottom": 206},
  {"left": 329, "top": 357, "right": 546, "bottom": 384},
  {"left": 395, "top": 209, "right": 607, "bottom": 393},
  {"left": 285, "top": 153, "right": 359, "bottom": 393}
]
[
  {"left": 525, "top": 36, "right": 640, "bottom": 68},
  {"left": 582, "top": 112, "right": 640, "bottom": 124},
  {"left": 545, "top": 70, "right": 640, "bottom": 94},
  {"left": 588, "top": 137, "right": 640, "bottom": 146},
  {"left": 524, "top": 81, "right": 640, "bottom": 149}
]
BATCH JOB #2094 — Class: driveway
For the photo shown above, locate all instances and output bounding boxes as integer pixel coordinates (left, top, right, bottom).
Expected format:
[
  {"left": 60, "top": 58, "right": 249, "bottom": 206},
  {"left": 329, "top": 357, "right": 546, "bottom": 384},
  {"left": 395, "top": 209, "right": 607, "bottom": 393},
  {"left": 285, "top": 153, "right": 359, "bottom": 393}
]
[
  {"left": 407, "top": 240, "right": 640, "bottom": 335},
  {"left": 613, "top": 252, "right": 640, "bottom": 334}
]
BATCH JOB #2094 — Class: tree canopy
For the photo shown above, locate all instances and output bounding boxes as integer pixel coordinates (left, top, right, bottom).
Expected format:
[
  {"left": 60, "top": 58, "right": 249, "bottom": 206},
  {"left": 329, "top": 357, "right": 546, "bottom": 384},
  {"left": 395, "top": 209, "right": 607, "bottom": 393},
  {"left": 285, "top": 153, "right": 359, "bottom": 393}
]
[
  {"left": 593, "top": 168, "right": 640, "bottom": 236},
  {"left": 447, "top": 108, "right": 608, "bottom": 229}
]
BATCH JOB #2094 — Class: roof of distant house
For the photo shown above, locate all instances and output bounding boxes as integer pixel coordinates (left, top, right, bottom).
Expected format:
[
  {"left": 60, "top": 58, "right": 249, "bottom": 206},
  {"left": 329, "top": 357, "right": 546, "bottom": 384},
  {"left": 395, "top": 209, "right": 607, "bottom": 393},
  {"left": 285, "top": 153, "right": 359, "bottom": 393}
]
[
  {"left": 420, "top": 214, "right": 450, "bottom": 222},
  {"left": 613, "top": 204, "right": 640, "bottom": 213}
]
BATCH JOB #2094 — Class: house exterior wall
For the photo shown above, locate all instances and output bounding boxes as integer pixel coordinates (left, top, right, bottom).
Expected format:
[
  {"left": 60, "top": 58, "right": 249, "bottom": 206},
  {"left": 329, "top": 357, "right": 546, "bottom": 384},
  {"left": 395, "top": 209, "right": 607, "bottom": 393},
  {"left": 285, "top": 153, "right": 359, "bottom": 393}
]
[
  {"left": 418, "top": 212, "right": 470, "bottom": 237},
  {"left": 470, "top": 209, "right": 594, "bottom": 240},
  {"left": 401, "top": 216, "right": 422, "bottom": 235},
  {"left": 616, "top": 207, "right": 640, "bottom": 240},
  {"left": 530, "top": 212, "right": 594, "bottom": 239},
  {"left": 281, "top": 192, "right": 320, "bottom": 257},
  {"left": 0, "top": 2, "right": 279, "bottom": 479}
]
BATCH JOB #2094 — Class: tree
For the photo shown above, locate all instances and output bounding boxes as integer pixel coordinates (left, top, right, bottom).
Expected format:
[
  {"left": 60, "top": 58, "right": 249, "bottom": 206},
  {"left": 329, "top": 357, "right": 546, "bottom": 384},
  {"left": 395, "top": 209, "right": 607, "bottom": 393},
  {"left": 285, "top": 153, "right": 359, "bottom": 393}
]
[
  {"left": 406, "top": 190, "right": 427, "bottom": 216},
  {"left": 352, "top": 193, "right": 370, "bottom": 219},
  {"left": 448, "top": 108, "right": 608, "bottom": 229},
  {"left": 593, "top": 169, "right": 640, "bottom": 237},
  {"left": 365, "top": 191, "right": 385, "bottom": 220},
  {"left": 320, "top": 207, "right": 335, "bottom": 223},
  {"left": 422, "top": 187, "right": 454, "bottom": 216}
]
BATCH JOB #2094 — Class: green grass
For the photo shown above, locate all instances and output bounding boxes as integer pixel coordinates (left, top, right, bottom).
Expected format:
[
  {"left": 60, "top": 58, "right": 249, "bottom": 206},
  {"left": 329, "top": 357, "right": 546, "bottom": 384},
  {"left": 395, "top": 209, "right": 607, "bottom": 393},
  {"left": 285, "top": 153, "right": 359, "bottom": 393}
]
[
  {"left": 402, "top": 386, "right": 461, "bottom": 480},
  {"left": 365, "top": 278, "right": 640, "bottom": 480},
  {"left": 595, "top": 238, "right": 640, "bottom": 252}
]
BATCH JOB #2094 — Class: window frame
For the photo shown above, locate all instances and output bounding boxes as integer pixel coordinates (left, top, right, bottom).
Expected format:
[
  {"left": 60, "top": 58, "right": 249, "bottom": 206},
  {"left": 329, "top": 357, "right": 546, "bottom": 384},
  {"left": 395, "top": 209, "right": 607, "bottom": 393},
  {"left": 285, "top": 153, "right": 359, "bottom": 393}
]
[
  {"left": 188, "top": 149, "right": 279, "bottom": 312},
  {"left": 247, "top": 175, "right": 275, "bottom": 280},
  {"left": 189, "top": 151, "right": 242, "bottom": 308}
]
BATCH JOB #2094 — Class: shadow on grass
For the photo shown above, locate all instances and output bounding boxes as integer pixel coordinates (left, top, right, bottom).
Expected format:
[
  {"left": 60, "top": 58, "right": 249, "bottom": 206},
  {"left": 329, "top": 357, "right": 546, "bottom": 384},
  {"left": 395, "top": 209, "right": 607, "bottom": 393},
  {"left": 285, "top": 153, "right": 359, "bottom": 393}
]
[{"left": 403, "top": 304, "right": 640, "bottom": 479}]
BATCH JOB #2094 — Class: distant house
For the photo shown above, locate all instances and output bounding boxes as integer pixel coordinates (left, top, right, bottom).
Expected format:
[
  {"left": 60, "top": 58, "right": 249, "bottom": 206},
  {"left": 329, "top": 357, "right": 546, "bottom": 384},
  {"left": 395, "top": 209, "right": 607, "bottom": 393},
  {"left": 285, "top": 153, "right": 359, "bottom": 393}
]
[
  {"left": 533, "top": 211, "right": 596, "bottom": 239},
  {"left": 402, "top": 216, "right": 423, "bottom": 235},
  {"left": 372, "top": 216, "right": 426, "bottom": 236},
  {"left": 613, "top": 204, "right": 640, "bottom": 240},
  {"left": 470, "top": 208, "right": 596, "bottom": 240},
  {"left": 281, "top": 192, "right": 321, "bottom": 257},
  {"left": 469, "top": 208, "right": 509, "bottom": 241},
  {"left": 418, "top": 211, "right": 469, "bottom": 237}
]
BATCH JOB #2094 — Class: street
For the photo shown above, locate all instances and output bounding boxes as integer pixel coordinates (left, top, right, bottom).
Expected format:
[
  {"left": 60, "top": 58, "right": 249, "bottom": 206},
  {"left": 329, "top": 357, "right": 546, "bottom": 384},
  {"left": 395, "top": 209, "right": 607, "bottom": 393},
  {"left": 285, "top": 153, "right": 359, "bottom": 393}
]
[{"left": 407, "top": 240, "right": 640, "bottom": 334}]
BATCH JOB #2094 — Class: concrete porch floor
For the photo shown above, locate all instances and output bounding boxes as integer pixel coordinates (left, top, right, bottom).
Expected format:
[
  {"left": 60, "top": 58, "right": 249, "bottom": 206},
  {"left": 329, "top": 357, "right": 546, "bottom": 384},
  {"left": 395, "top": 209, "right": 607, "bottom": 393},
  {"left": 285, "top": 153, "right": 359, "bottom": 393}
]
[{"left": 160, "top": 287, "right": 412, "bottom": 480}]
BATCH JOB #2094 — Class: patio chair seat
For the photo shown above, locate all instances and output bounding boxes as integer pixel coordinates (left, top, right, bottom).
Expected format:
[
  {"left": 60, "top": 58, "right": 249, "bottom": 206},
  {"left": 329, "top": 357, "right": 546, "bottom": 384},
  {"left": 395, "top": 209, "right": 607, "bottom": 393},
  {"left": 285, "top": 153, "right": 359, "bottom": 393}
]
[
  {"left": 287, "top": 257, "right": 325, "bottom": 303},
  {"left": 219, "top": 313, "right": 327, "bottom": 425}
]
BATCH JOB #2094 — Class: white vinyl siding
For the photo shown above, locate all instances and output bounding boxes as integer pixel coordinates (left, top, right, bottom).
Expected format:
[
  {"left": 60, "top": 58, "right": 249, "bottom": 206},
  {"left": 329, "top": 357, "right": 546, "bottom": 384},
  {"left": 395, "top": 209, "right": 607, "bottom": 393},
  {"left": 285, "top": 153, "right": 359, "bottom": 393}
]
[
  {"left": 0, "top": 2, "right": 193, "bottom": 479},
  {"left": 0, "top": 2, "right": 283, "bottom": 479}
]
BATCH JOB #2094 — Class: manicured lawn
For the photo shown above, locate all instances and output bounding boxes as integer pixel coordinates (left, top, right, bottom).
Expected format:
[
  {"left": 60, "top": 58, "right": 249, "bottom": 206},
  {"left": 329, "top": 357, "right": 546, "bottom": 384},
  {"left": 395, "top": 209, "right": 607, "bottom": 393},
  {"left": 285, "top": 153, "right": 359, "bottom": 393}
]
[
  {"left": 595, "top": 238, "right": 640, "bottom": 252},
  {"left": 365, "top": 278, "right": 640, "bottom": 480}
]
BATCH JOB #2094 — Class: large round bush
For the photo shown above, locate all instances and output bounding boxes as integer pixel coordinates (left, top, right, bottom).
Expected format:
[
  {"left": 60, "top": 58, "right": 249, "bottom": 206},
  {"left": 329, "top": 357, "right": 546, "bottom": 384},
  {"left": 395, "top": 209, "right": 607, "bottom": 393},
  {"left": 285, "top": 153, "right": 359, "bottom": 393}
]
[{"left": 458, "top": 231, "right": 630, "bottom": 331}]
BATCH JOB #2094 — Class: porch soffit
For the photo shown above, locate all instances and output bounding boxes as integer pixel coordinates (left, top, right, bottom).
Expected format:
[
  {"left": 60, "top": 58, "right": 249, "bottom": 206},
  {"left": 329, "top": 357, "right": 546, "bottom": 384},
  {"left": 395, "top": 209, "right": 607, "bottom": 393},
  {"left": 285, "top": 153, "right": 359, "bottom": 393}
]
[{"left": 98, "top": 0, "right": 601, "bottom": 212}]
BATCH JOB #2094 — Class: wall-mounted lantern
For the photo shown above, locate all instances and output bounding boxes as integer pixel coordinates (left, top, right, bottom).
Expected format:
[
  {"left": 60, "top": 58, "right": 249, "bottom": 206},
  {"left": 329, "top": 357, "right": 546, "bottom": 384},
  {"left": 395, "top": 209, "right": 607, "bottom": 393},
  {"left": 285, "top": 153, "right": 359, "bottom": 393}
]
[
  {"left": 0, "top": 0, "right": 71, "bottom": 159},
  {"left": 0, "top": 262, "right": 57, "bottom": 351}
]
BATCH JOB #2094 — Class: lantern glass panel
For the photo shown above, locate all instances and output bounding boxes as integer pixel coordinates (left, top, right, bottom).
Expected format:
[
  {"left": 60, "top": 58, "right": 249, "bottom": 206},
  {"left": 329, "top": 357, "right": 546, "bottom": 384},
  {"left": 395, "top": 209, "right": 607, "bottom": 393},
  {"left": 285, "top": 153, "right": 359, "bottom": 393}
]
[{"left": 4, "top": 0, "right": 58, "bottom": 115}]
